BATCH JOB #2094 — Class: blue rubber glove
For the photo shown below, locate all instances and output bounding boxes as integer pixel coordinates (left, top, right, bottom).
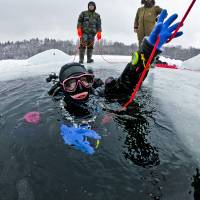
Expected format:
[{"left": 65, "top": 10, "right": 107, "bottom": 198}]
[
  {"left": 148, "top": 9, "right": 183, "bottom": 49},
  {"left": 60, "top": 124, "right": 101, "bottom": 155}
]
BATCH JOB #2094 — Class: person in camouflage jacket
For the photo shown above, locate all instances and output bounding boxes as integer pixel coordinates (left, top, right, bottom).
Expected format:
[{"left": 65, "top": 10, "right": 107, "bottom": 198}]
[
  {"left": 134, "top": 0, "right": 162, "bottom": 48},
  {"left": 77, "top": 1, "right": 102, "bottom": 63}
]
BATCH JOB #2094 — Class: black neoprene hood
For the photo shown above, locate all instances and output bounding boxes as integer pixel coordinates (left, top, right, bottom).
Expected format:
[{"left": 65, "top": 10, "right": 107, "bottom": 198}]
[{"left": 59, "top": 63, "right": 87, "bottom": 82}]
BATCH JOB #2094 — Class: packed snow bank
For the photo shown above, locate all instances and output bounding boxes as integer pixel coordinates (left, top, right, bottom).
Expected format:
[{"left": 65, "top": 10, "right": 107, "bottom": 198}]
[
  {"left": 0, "top": 49, "right": 72, "bottom": 81},
  {"left": 182, "top": 54, "right": 200, "bottom": 70},
  {"left": 149, "top": 68, "right": 200, "bottom": 163},
  {"left": 159, "top": 56, "right": 182, "bottom": 67},
  {"left": 0, "top": 51, "right": 131, "bottom": 81},
  {"left": 28, "top": 49, "right": 71, "bottom": 65},
  {"left": 0, "top": 59, "right": 29, "bottom": 81}
]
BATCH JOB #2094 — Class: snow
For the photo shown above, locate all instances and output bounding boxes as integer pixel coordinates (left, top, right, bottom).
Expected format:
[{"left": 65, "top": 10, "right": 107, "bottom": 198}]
[
  {"left": 28, "top": 49, "right": 71, "bottom": 65},
  {"left": 0, "top": 49, "right": 200, "bottom": 163},
  {"left": 159, "top": 56, "right": 183, "bottom": 67},
  {"left": 0, "top": 49, "right": 72, "bottom": 81},
  {"left": 0, "top": 50, "right": 130, "bottom": 81},
  {"left": 182, "top": 53, "right": 200, "bottom": 71},
  {"left": 148, "top": 68, "right": 200, "bottom": 163},
  {"left": 145, "top": 54, "right": 200, "bottom": 162}
]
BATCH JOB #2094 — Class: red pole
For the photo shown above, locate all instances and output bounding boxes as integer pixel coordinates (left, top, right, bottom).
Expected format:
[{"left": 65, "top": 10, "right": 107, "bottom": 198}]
[{"left": 167, "top": 0, "right": 196, "bottom": 43}]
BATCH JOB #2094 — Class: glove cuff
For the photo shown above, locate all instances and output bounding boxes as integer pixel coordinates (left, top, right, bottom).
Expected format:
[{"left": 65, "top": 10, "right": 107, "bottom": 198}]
[{"left": 139, "top": 37, "right": 162, "bottom": 59}]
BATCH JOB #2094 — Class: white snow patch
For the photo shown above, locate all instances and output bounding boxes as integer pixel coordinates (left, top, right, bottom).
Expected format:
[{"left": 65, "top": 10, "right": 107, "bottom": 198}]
[
  {"left": 0, "top": 49, "right": 73, "bottom": 81},
  {"left": 182, "top": 54, "right": 200, "bottom": 71},
  {"left": 28, "top": 49, "right": 71, "bottom": 65},
  {"left": 159, "top": 56, "right": 183, "bottom": 67},
  {"left": 0, "top": 50, "right": 131, "bottom": 81},
  {"left": 149, "top": 68, "right": 200, "bottom": 163}
]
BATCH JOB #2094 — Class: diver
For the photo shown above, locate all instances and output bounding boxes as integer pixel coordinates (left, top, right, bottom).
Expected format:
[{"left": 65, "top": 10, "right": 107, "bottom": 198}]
[{"left": 46, "top": 10, "right": 183, "bottom": 154}]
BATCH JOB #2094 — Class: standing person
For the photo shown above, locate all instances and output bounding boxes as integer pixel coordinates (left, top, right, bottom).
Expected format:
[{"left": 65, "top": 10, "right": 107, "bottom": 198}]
[
  {"left": 77, "top": 1, "right": 102, "bottom": 64},
  {"left": 134, "top": 0, "right": 162, "bottom": 48}
]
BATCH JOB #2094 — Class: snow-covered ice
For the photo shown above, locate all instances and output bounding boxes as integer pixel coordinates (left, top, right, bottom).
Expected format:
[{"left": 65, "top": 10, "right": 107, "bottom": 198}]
[{"left": 182, "top": 53, "right": 200, "bottom": 71}]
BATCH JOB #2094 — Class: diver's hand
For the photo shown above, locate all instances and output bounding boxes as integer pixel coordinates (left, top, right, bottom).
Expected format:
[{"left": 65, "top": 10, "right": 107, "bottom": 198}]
[
  {"left": 60, "top": 124, "right": 101, "bottom": 155},
  {"left": 148, "top": 9, "right": 183, "bottom": 49}
]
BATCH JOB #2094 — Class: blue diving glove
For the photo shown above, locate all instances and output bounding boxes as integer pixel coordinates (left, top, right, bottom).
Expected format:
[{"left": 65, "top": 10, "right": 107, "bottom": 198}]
[
  {"left": 60, "top": 124, "right": 101, "bottom": 155},
  {"left": 148, "top": 9, "right": 183, "bottom": 49}
]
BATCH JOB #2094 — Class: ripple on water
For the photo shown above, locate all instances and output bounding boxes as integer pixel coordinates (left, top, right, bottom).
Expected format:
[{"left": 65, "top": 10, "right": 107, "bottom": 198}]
[{"left": 0, "top": 73, "right": 198, "bottom": 200}]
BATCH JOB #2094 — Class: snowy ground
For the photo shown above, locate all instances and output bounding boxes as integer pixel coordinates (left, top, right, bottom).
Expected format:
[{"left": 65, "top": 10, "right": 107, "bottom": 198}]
[
  {"left": 148, "top": 68, "right": 200, "bottom": 163},
  {"left": 0, "top": 49, "right": 185, "bottom": 81},
  {"left": 0, "top": 49, "right": 200, "bottom": 164},
  {"left": 182, "top": 53, "right": 200, "bottom": 70}
]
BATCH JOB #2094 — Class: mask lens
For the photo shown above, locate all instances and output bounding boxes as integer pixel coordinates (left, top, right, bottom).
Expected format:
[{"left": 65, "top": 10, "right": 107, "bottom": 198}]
[
  {"left": 64, "top": 78, "right": 77, "bottom": 92},
  {"left": 80, "top": 75, "right": 94, "bottom": 88}
]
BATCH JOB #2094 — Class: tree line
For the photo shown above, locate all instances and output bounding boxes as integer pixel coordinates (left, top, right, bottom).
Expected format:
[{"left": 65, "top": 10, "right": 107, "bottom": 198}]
[{"left": 0, "top": 38, "right": 199, "bottom": 61}]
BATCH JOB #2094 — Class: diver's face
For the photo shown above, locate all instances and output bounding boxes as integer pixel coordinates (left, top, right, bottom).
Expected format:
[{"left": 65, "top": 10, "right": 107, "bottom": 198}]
[{"left": 61, "top": 73, "right": 94, "bottom": 101}]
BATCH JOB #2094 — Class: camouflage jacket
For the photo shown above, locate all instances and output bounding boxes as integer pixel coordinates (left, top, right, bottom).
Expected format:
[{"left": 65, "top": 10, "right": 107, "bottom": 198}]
[{"left": 77, "top": 10, "right": 102, "bottom": 35}]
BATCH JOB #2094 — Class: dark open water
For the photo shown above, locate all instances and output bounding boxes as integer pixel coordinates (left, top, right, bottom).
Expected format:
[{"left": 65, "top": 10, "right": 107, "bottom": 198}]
[{"left": 0, "top": 68, "right": 199, "bottom": 200}]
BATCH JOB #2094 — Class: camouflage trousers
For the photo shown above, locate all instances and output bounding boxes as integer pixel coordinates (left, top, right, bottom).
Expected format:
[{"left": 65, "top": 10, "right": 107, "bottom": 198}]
[{"left": 79, "top": 33, "right": 95, "bottom": 50}]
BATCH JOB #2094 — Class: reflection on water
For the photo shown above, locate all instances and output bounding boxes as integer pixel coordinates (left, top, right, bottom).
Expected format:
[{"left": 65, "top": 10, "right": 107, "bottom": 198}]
[
  {"left": 115, "top": 111, "right": 160, "bottom": 168},
  {"left": 191, "top": 168, "right": 200, "bottom": 200},
  {"left": 113, "top": 87, "right": 159, "bottom": 168}
]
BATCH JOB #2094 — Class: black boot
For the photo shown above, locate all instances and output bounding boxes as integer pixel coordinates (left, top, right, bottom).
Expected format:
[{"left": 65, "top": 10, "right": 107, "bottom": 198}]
[
  {"left": 79, "top": 49, "right": 85, "bottom": 64},
  {"left": 87, "top": 49, "right": 94, "bottom": 63}
]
